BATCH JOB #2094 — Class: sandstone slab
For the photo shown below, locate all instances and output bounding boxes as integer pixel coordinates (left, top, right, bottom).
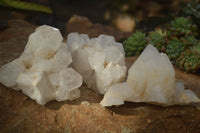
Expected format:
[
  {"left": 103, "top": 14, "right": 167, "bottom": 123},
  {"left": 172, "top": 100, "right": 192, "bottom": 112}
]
[{"left": 0, "top": 19, "right": 200, "bottom": 133}]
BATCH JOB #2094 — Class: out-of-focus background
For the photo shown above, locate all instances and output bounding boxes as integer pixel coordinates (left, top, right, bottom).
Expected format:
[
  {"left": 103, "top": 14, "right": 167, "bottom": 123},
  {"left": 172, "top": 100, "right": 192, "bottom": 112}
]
[{"left": 0, "top": 0, "right": 189, "bottom": 33}]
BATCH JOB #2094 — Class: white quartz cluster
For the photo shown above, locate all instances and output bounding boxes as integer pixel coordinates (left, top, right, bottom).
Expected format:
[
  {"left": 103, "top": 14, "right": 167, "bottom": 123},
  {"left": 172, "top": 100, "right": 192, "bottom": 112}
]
[
  {"left": 66, "top": 33, "right": 126, "bottom": 94},
  {"left": 100, "top": 44, "right": 200, "bottom": 106},
  {"left": 0, "top": 25, "right": 82, "bottom": 105}
]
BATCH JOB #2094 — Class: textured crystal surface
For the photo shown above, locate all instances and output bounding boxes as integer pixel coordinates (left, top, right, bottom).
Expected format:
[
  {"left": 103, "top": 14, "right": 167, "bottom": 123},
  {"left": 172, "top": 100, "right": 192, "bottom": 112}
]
[
  {"left": 100, "top": 44, "right": 200, "bottom": 106},
  {"left": 0, "top": 25, "right": 82, "bottom": 105},
  {"left": 66, "top": 33, "right": 126, "bottom": 94}
]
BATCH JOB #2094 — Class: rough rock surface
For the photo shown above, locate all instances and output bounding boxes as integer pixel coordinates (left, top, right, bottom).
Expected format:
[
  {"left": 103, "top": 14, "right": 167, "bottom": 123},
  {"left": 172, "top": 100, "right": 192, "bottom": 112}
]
[
  {"left": 0, "top": 19, "right": 200, "bottom": 133},
  {"left": 0, "top": 19, "right": 37, "bottom": 42}
]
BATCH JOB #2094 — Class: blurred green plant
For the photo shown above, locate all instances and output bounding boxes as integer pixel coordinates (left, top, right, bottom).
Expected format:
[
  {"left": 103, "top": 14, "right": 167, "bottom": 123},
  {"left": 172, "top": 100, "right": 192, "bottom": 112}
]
[
  {"left": 147, "top": 28, "right": 166, "bottom": 51},
  {"left": 123, "top": 16, "right": 200, "bottom": 73},
  {"left": 182, "top": 0, "right": 200, "bottom": 19},
  {"left": 165, "top": 38, "right": 187, "bottom": 60},
  {"left": 167, "top": 17, "right": 198, "bottom": 37},
  {"left": 180, "top": 0, "right": 200, "bottom": 39},
  {"left": 176, "top": 49, "right": 200, "bottom": 73},
  {"left": 0, "top": 0, "right": 52, "bottom": 14},
  {"left": 123, "top": 31, "right": 147, "bottom": 56}
]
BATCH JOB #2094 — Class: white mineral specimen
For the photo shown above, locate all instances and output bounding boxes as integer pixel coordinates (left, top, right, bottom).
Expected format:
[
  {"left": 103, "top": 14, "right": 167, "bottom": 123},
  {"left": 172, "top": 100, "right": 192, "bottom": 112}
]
[
  {"left": 100, "top": 44, "right": 200, "bottom": 106},
  {"left": 66, "top": 33, "right": 126, "bottom": 94},
  {"left": 0, "top": 25, "right": 82, "bottom": 105}
]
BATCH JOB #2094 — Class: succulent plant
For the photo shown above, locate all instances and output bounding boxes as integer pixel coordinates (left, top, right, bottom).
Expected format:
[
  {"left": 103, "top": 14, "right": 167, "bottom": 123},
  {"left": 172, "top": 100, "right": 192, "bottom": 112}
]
[
  {"left": 176, "top": 49, "right": 200, "bottom": 73},
  {"left": 179, "top": 0, "right": 200, "bottom": 39},
  {"left": 183, "top": 35, "right": 199, "bottom": 46},
  {"left": 190, "top": 42, "right": 200, "bottom": 53},
  {"left": 123, "top": 31, "right": 147, "bottom": 56},
  {"left": 167, "top": 17, "right": 198, "bottom": 37},
  {"left": 182, "top": 0, "right": 200, "bottom": 19},
  {"left": 123, "top": 15, "right": 200, "bottom": 73},
  {"left": 147, "top": 29, "right": 166, "bottom": 51},
  {"left": 165, "top": 38, "right": 186, "bottom": 60}
]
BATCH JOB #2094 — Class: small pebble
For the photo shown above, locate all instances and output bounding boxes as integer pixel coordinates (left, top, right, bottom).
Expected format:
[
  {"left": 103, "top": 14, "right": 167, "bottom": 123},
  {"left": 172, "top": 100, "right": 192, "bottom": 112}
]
[{"left": 81, "top": 101, "right": 90, "bottom": 107}]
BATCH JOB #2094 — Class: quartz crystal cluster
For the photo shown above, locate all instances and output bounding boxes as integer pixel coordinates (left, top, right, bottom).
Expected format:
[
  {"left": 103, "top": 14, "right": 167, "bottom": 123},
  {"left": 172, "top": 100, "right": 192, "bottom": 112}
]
[
  {"left": 66, "top": 33, "right": 127, "bottom": 94},
  {"left": 0, "top": 25, "right": 82, "bottom": 105},
  {"left": 100, "top": 44, "right": 200, "bottom": 106},
  {"left": 0, "top": 25, "right": 199, "bottom": 107}
]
